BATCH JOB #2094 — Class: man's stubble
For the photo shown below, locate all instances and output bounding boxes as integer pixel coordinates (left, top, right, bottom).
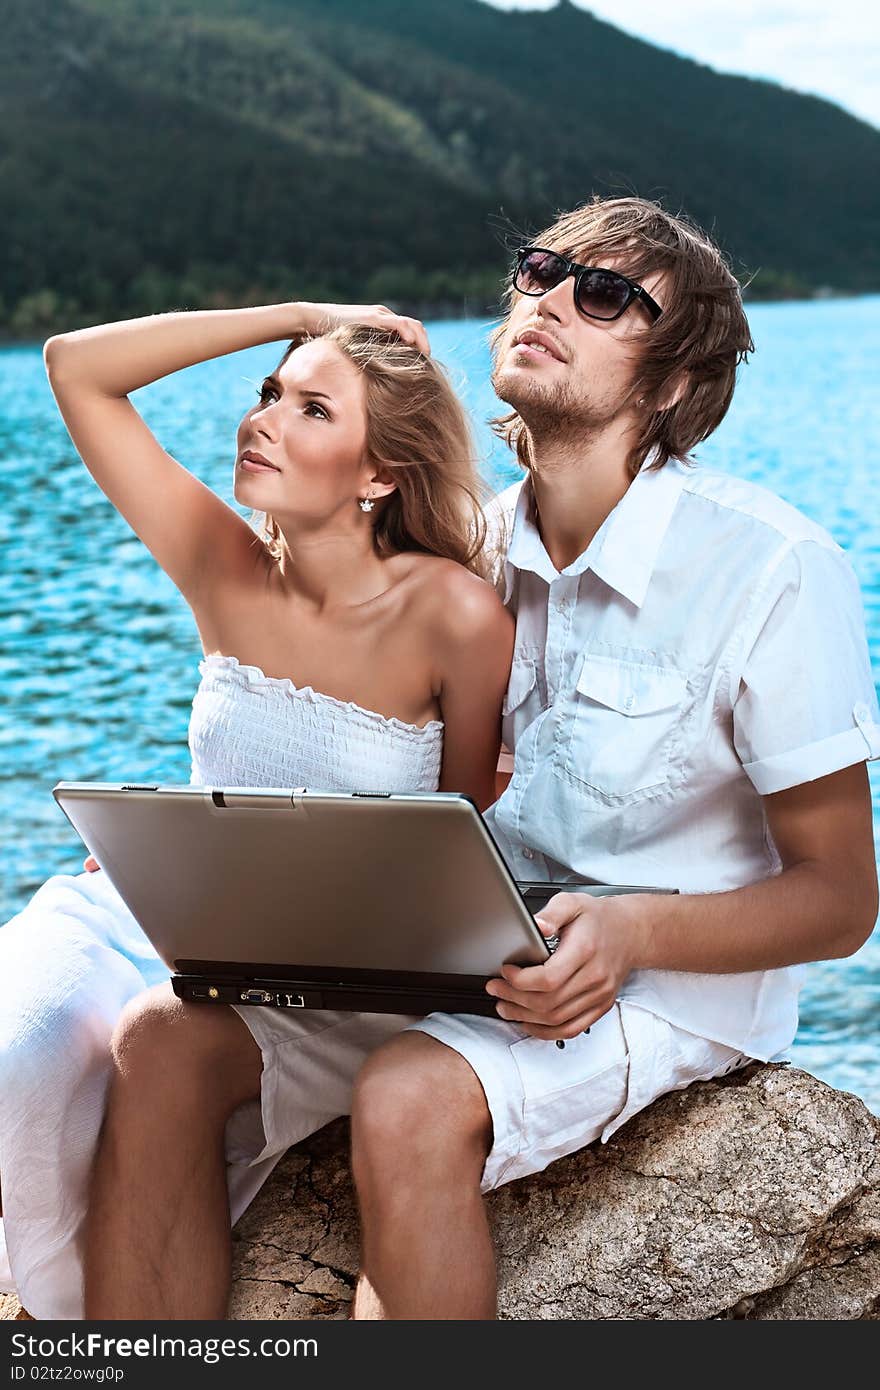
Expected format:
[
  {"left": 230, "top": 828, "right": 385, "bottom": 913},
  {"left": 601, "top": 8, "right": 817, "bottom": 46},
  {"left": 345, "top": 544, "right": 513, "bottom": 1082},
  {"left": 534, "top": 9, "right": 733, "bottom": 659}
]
[{"left": 491, "top": 360, "right": 636, "bottom": 467}]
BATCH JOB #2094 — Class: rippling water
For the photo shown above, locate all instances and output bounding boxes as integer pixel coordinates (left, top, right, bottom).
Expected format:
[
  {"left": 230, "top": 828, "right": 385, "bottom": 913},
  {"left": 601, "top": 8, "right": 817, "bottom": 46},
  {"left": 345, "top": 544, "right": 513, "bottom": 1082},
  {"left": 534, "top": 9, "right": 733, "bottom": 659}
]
[{"left": 1, "top": 297, "right": 878, "bottom": 1110}]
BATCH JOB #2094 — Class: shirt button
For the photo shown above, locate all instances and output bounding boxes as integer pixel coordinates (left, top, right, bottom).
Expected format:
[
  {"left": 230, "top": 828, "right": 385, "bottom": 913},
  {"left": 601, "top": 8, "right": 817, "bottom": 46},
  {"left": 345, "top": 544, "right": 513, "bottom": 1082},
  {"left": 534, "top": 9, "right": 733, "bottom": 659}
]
[
  {"left": 624, "top": 694, "right": 635, "bottom": 711},
  {"left": 854, "top": 701, "right": 870, "bottom": 722},
  {"left": 522, "top": 847, "right": 534, "bottom": 861}
]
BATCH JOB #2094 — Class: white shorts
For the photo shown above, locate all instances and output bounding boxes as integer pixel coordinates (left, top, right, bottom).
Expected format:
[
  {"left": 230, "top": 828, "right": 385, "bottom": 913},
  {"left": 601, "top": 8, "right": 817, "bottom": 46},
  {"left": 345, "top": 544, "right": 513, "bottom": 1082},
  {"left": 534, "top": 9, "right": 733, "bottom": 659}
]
[{"left": 227, "top": 1000, "right": 752, "bottom": 1195}]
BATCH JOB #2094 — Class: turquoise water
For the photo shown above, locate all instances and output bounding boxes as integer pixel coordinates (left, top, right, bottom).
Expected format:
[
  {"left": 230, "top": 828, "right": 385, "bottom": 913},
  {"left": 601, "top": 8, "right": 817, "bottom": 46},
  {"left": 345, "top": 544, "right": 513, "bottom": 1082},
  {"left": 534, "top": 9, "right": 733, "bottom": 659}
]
[{"left": 1, "top": 298, "right": 878, "bottom": 1110}]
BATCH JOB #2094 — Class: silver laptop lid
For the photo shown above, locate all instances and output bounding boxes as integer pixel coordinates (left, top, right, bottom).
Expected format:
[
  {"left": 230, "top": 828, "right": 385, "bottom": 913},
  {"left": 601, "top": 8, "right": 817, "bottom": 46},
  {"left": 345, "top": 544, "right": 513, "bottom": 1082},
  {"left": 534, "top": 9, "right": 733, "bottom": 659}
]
[{"left": 52, "top": 784, "right": 550, "bottom": 976}]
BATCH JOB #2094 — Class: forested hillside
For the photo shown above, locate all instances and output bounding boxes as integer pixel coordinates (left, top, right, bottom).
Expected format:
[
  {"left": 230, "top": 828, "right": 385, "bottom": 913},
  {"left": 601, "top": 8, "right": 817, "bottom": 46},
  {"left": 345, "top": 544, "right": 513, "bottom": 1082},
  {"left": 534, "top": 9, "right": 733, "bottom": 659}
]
[{"left": 3, "top": 0, "right": 878, "bottom": 336}]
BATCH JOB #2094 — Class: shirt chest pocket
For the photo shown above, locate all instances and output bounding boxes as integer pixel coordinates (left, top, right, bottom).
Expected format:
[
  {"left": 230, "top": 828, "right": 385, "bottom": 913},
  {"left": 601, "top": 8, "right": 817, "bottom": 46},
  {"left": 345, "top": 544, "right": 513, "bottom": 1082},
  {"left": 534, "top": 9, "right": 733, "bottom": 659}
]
[{"left": 559, "top": 653, "right": 689, "bottom": 803}]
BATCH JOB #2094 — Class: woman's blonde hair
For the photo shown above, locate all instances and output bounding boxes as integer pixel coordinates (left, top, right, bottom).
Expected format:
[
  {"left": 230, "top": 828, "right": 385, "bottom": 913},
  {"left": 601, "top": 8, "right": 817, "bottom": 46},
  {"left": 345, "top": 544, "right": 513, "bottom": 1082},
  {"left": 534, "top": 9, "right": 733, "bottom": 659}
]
[
  {"left": 489, "top": 196, "right": 755, "bottom": 479},
  {"left": 252, "top": 324, "right": 489, "bottom": 576}
]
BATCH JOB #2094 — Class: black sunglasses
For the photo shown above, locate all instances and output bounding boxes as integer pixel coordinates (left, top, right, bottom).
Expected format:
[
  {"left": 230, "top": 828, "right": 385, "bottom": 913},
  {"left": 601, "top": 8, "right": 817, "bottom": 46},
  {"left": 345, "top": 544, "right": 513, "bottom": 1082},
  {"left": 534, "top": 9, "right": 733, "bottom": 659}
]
[{"left": 513, "top": 246, "right": 663, "bottom": 323}]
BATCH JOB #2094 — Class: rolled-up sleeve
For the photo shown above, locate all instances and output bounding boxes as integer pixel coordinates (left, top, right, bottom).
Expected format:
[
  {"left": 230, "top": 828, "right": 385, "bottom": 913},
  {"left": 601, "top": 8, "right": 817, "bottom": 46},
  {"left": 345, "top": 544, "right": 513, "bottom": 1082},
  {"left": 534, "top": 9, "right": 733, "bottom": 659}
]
[
  {"left": 732, "top": 539, "right": 880, "bottom": 795},
  {"left": 496, "top": 743, "right": 515, "bottom": 774}
]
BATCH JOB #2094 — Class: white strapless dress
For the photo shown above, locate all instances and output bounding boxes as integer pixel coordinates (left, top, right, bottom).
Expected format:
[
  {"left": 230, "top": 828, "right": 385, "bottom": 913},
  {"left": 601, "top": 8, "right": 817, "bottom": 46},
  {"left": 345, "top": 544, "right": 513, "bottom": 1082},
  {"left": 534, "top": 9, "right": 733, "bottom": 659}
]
[{"left": 0, "top": 655, "right": 443, "bottom": 1318}]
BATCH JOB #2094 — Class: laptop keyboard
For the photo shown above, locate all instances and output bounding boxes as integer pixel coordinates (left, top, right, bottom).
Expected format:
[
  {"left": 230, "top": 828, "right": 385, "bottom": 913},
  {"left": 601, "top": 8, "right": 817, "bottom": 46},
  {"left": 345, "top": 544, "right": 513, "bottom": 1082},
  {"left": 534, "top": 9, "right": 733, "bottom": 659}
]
[{"left": 519, "top": 888, "right": 561, "bottom": 953}]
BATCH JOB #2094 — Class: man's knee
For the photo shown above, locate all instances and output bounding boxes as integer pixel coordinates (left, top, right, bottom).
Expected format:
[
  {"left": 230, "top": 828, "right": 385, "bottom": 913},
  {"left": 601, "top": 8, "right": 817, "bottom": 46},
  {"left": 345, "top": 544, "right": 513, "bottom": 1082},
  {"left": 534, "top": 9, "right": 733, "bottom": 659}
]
[
  {"left": 350, "top": 1032, "right": 493, "bottom": 1179},
  {"left": 109, "top": 984, "right": 262, "bottom": 1114}
]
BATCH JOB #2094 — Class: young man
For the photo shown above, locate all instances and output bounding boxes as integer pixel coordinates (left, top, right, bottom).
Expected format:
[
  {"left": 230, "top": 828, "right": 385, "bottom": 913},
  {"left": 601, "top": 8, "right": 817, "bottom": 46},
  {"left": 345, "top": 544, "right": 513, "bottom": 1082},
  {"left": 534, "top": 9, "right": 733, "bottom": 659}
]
[{"left": 83, "top": 197, "right": 879, "bottom": 1321}]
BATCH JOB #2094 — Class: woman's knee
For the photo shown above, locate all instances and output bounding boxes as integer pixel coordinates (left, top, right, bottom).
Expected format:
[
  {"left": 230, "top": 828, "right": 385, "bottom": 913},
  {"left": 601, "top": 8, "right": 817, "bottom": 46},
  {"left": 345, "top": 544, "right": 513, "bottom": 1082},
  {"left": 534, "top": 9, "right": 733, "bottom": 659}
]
[
  {"left": 0, "top": 979, "right": 108, "bottom": 1096},
  {"left": 0, "top": 904, "right": 143, "bottom": 1071}
]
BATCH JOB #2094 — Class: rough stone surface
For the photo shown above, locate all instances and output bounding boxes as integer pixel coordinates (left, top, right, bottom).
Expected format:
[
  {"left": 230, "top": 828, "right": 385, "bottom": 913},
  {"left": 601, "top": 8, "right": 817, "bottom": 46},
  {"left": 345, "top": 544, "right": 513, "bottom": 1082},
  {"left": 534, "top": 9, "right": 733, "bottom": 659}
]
[
  {"left": 0, "top": 1297, "right": 29, "bottom": 1321},
  {"left": 3, "top": 1064, "right": 878, "bottom": 1321}
]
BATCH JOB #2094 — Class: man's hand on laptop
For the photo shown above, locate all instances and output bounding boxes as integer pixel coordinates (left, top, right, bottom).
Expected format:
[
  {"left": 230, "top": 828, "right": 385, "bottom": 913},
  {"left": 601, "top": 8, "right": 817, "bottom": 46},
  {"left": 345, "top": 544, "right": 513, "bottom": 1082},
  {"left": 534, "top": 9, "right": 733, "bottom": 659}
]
[
  {"left": 485, "top": 892, "right": 641, "bottom": 1040},
  {"left": 83, "top": 856, "right": 100, "bottom": 873}
]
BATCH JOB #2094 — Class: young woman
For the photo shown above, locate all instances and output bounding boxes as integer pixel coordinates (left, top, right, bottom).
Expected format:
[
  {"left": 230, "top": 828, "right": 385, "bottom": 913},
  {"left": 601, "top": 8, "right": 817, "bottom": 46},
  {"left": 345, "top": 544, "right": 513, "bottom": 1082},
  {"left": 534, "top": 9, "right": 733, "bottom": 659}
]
[{"left": 0, "top": 300, "right": 513, "bottom": 1319}]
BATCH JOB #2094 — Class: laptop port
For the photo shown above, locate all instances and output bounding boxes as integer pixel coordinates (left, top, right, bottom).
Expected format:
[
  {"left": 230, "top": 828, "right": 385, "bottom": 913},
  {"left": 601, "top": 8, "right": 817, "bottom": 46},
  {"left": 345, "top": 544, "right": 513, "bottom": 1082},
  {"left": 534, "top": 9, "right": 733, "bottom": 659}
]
[
  {"left": 278, "top": 992, "right": 306, "bottom": 1008},
  {"left": 239, "top": 989, "right": 274, "bottom": 1004}
]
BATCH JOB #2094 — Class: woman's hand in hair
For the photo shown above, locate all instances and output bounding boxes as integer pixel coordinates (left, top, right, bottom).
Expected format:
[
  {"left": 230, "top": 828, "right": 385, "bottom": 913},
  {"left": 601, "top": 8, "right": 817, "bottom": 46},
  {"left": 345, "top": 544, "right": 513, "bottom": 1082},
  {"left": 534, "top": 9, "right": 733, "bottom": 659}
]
[{"left": 294, "top": 302, "right": 431, "bottom": 356}]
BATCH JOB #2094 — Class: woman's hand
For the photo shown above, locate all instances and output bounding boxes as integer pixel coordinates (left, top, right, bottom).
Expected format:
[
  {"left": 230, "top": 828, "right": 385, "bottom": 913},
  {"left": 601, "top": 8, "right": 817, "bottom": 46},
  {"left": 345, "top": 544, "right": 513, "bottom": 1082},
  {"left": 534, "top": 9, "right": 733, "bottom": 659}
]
[{"left": 294, "top": 302, "right": 431, "bottom": 356}]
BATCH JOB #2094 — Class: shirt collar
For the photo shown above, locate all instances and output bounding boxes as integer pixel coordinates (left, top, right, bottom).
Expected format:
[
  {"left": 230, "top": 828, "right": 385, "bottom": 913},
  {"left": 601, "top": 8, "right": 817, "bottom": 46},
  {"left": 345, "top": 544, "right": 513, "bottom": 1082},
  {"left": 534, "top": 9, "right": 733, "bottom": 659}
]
[{"left": 504, "top": 456, "right": 689, "bottom": 609}]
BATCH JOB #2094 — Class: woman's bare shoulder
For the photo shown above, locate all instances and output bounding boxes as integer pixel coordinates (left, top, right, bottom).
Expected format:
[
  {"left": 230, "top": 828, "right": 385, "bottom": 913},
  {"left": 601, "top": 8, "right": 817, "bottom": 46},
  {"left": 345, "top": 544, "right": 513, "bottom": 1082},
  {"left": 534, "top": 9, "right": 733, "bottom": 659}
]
[{"left": 404, "top": 555, "right": 512, "bottom": 644}]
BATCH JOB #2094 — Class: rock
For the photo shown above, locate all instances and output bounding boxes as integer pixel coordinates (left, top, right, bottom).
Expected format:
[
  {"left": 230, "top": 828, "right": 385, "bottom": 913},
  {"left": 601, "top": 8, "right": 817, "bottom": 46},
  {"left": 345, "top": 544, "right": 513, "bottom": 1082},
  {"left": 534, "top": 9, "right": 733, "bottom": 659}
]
[
  {"left": 4, "top": 1065, "right": 878, "bottom": 1320},
  {"left": 228, "top": 1064, "right": 880, "bottom": 1320},
  {"left": 0, "top": 1293, "right": 30, "bottom": 1320}
]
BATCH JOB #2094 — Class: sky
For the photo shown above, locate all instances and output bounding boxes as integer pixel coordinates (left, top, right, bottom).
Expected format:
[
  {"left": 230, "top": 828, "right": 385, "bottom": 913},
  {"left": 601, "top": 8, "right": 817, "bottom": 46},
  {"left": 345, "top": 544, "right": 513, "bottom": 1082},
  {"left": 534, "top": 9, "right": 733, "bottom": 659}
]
[{"left": 482, "top": 0, "right": 880, "bottom": 129}]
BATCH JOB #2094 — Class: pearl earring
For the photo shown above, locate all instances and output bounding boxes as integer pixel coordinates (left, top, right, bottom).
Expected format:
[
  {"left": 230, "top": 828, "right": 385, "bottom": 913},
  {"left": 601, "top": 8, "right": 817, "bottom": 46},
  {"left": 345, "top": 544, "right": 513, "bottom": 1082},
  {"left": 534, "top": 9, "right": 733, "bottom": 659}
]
[{"left": 358, "top": 496, "right": 375, "bottom": 513}]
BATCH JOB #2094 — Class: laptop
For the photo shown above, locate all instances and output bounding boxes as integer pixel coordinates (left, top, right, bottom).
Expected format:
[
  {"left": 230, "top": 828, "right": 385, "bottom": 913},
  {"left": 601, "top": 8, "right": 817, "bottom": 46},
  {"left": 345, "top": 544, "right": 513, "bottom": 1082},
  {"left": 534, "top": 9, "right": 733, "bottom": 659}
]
[{"left": 52, "top": 783, "right": 677, "bottom": 1018}]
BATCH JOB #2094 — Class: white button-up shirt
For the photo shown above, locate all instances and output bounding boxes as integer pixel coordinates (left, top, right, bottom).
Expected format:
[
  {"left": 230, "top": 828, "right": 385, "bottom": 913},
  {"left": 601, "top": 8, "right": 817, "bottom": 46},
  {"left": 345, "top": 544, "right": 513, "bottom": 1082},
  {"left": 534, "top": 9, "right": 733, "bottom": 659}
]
[{"left": 485, "top": 458, "right": 880, "bottom": 1060}]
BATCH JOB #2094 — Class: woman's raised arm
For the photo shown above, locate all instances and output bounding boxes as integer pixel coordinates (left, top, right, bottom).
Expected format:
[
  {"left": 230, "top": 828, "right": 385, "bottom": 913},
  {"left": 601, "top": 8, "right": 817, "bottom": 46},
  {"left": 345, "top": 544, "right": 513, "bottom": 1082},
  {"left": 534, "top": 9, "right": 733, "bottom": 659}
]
[
  {"left": 43, "top": 304, "right": 306, "bottom": 608},
  {"left": 43, "top": 301, "right": 430, "bottom": 609}
]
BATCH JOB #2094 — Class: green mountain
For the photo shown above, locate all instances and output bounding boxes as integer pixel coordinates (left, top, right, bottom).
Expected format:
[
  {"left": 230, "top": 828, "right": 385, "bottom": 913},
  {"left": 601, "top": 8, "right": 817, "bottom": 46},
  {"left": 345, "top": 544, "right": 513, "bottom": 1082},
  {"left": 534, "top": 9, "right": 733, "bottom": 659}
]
[{"left": 3, "top": 0, "right": 879, "bottom": 336}]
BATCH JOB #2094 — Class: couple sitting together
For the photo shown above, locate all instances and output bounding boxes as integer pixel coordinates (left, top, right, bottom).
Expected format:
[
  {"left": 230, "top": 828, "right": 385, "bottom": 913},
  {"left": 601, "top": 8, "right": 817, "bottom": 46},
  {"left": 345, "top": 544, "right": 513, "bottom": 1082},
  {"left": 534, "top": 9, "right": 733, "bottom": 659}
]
[{"left": 1, "top": 195, "right": 878, "bottom": 1322}]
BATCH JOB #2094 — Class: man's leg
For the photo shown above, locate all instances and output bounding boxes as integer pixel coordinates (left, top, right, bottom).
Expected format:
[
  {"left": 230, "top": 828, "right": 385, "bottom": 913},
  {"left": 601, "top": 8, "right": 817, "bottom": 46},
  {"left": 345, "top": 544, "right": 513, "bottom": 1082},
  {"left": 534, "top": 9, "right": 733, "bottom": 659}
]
[
  {"left": 84, "top": 983, "right": 263, "bottom": 1320},
  {"left": 349, "top": 1032, "right": 496, "bottom": 1320}
]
